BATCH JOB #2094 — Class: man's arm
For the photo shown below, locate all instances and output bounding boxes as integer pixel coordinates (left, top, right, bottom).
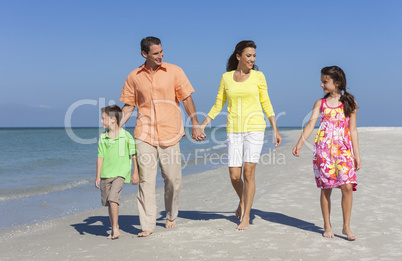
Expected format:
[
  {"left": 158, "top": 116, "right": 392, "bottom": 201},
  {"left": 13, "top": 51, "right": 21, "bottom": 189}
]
[
  {"left": 182, "top": 96, "right": 206, "bottom": 141},
  {"left": 120, "top": 104, "right": 135, "bottom": 126}
]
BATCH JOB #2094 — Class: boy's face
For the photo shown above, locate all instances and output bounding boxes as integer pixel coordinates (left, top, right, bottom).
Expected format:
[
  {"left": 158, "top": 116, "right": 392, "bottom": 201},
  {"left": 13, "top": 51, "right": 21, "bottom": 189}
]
[{"left": 101, "top": 112, "right": 113, "bottom": 129}]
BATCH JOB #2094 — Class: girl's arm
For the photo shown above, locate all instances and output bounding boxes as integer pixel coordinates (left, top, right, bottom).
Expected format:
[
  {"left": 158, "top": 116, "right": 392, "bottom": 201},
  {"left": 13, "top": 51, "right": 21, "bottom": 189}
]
[
  {"left": 292, "top": 99, "right": 322, "bottom": 157},
  {"left": 349, "top": 104, "right": 362, "bottom": 171}
]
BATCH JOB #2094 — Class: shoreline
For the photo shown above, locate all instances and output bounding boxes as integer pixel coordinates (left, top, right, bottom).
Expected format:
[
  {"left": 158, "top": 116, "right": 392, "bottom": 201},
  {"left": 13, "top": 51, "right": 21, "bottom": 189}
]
[{"left": 1, "top": 127, "right": 402, "bottom": 260}]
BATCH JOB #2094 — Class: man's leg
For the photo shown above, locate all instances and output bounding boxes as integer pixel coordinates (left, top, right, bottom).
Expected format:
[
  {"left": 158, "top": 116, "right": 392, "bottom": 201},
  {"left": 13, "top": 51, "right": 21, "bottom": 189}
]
[
  {"left": 158, "top": 142, "right": 181, "bottom": 228},
  {"left": 136, "top": 140, "right": 158, "bottom": 236}
]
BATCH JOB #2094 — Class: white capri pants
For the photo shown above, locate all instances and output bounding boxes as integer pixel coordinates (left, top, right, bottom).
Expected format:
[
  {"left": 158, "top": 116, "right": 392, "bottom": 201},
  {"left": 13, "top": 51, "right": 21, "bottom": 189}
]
[{"left": 227, "top": 131, "right": 264, "bottom": 167}]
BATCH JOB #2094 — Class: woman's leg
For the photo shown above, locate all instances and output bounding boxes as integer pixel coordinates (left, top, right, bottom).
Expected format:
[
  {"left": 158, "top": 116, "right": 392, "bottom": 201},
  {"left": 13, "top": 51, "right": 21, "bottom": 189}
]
[
  {"left": 320, "top": 188, "right": 334, "bottom": 238},
  {"left": 340, "top": 183, "right": 357, "bottom": 240},
  {"left": 229, "top": 167, "right": 243, "bottom": 219},
  {"left": 237, "top": 162, "right": 256, "bottom": 230}
]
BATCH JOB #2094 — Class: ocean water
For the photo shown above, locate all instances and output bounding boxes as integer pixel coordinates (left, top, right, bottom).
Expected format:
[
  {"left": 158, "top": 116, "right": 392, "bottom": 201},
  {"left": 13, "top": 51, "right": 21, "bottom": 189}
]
[{"left": 0, "top": 127, "right": 288, "bottom": 231}]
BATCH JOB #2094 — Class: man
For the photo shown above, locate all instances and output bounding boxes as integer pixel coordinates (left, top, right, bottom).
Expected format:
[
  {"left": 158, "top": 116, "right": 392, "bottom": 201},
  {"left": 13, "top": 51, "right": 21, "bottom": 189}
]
[{"left": 119, "top": 36, "right": 205, "bottom": 237}]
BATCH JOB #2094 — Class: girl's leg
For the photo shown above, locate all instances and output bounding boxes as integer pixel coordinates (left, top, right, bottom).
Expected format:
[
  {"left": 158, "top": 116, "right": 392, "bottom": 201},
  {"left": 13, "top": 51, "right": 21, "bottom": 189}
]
[
  {"left": 340, "top": 183, "right": 357, "bottom": 240},
  {"left": 237, "top": 162, "right": 256, "bottom": 230},
  {"left": 229, "top": 167, "right": 244, "bottom": 219},
  {"left": 320, "top": 189, "right": 334, "bottom": 238}
]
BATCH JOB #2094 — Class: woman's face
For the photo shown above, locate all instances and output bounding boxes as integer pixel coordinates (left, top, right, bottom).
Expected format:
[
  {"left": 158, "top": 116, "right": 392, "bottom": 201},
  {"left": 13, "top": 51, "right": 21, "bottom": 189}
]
[{"left": 236, "top": 47, "right": 256, "bottom": 70}]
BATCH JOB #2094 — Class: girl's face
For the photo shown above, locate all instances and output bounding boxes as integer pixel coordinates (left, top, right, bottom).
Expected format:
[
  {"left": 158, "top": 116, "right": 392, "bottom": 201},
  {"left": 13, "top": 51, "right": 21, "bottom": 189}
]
[
  {"left": 320, "top": 75, "right": 339, "bottom": 94},
  {"left": 236, "top": 47, "right": 256, "bottom": 70}
]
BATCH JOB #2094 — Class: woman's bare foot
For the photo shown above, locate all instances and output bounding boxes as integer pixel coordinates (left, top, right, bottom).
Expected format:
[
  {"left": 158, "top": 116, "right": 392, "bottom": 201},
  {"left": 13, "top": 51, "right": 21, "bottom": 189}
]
[
  {"left": 138, "top": 231, "right": 152, "bottom": 237},
  {"left": 235, "top": 202, "right": 244, "bottom": 220},
  {"left": 165, "top": 219, "right": 176, "bottom": 228},
  {"left": 236, "top": 217, "right": 249, "bottom": 230},
  {"left": 107, "top": 230, "right": 120, "bottom": 240},
  {"left": 342, "top": 229, "right": 357, "bottom": 241},
  {"left": 322, "top": 225, "right": 334, "bottom": 238}
]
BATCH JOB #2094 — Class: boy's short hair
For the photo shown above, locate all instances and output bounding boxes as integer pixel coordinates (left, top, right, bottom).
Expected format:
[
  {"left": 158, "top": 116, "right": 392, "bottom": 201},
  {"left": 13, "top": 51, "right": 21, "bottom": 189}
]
[{"left": 101, "top": 105, "right": 122, "bottom": 126}]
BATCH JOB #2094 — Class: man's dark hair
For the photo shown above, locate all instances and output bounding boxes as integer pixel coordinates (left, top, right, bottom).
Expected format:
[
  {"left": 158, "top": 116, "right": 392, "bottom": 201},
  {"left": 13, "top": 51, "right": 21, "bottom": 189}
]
[{"left": 141, "top": 36, "right": 161, "bottom": 54}]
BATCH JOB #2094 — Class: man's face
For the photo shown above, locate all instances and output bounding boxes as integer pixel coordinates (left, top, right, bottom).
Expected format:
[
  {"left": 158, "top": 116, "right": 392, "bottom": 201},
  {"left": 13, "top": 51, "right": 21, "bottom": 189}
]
[{"left": 142, "top": 44, "right": 163, "bottom": 68}]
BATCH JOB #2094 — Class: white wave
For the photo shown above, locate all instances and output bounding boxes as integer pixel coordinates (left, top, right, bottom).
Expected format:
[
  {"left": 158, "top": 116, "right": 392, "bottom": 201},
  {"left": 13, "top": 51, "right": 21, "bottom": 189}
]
[{"left": 0, "top": 180, "right": 91, "bottom": 202}]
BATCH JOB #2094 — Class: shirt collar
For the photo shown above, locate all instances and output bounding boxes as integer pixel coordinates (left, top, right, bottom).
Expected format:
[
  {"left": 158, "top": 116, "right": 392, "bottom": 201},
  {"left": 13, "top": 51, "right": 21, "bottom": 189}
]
[{"left": 137, "top": 62, "right": 167, "bottom": 74}]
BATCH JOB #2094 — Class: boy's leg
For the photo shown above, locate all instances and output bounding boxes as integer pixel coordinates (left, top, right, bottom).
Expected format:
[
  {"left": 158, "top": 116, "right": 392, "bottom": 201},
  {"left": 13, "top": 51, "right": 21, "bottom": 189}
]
[
  {"left": 158, "top": 142, "right": 181, "bottom": 228},
  {"left": 340, "top": 183, "right": 357, "bottom": 240},
  {"left": 107, "top": 177, "right": 124, "bottom": 239},
  {"left": 108, "top": 202, "right": 119, "bottom": 239},
  {"left": 136, "top": 140, "right": 158, "bottom": 236},
  {"left": 320, "top": 188, "right": 334, "bottom": 238}
]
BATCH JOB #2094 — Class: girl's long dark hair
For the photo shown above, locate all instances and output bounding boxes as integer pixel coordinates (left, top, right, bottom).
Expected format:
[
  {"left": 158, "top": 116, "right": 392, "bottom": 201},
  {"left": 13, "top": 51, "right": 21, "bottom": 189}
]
[
  {"left": 226, "top": 40, "right": 258, "bottom": 72},
  {"left": 322, "top": 66, "right": 357, "bottom": 117}
]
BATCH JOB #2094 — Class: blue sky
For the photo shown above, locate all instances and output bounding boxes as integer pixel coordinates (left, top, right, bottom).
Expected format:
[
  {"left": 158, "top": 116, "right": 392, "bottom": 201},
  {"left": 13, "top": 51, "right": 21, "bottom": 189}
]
[{"left": 1, "top": 0, "right": 401, "bottom": 127}]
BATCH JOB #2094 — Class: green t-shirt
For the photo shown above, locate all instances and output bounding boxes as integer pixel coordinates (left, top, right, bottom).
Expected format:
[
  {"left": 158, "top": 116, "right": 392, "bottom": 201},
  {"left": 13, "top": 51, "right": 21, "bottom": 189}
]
[{"left": 97, "top": 128, "right": 136, "bottom": 183}]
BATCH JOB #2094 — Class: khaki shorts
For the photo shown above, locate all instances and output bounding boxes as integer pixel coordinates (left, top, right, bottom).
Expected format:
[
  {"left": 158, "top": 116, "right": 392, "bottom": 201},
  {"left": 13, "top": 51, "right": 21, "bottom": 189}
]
[{"left": 100, "top": 176, "right": 125, "bottom": 206}]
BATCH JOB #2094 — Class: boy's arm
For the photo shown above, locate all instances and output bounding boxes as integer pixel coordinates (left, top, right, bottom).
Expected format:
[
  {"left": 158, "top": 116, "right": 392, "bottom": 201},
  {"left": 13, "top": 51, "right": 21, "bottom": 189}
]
[
  {"left": 95, "top": 157, "right": 104, "bottom": 188},
  {"left": 131, "top": 154, "right": 140, "bottom": 185},
  {"left": 292, "top": 99, "right": 322, "bottom": 157}
]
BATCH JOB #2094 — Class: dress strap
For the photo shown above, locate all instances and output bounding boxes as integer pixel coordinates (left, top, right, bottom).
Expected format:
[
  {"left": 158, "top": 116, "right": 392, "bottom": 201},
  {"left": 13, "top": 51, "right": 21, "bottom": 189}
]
[{"left": 321, "top": 98, "right": 326, "bottom": 112}]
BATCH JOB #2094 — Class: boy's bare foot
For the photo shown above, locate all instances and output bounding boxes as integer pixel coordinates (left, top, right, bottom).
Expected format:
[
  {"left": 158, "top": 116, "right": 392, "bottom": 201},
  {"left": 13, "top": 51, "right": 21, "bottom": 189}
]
[
  {"left": 342, "top": 229, "right": 357, "bottom": 241},
  {"left": 236, "top": 218, "right": 249, "bottom": 230},
  {"left": 235, "top": 202, "right": 244, "bottom": 220},
  {"left": 166, "top": 219, "right": 176, "bottom": 228},
  {"left": 138, "top": 231, "right": 152, "bottom": 237}
]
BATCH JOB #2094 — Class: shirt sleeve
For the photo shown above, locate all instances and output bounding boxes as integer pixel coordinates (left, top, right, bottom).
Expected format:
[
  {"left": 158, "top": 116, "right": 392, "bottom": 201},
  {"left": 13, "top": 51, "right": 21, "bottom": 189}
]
[
  {"left": 207, "top": 75, "right": 227, "bottom": 120},
  {"left": 127, "top": 133, "right": 136, "bottom": 156},
  {"left": 97, "top": 136, "right": 106, "bottom": 158},
  {"left": 119, "top": 72, "right": 137, "bottom": 106},
  {"left": 175, "top": 67, "right": 195, "bottom": 101},
  {"left": 257, "top": 72, "right": 275, "bottom": 118}
]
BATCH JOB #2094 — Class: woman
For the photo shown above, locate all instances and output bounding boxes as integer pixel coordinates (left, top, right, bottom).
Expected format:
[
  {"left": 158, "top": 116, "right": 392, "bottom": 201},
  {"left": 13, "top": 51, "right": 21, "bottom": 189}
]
[{"left": 200, "top": 40, "right": 282, "bottom": 230}]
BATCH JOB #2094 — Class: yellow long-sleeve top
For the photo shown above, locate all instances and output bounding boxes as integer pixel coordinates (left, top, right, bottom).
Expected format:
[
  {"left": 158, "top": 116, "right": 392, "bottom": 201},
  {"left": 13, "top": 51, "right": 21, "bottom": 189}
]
[{"left": 207, "top": 70, "right": 275, "bottom": 133}]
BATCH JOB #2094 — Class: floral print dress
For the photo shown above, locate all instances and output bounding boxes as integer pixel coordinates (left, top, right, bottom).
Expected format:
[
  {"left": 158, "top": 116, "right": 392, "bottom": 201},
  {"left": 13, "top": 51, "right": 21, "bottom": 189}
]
[{"left": 313, "top": 98, "right": 357, "bottom": 191}]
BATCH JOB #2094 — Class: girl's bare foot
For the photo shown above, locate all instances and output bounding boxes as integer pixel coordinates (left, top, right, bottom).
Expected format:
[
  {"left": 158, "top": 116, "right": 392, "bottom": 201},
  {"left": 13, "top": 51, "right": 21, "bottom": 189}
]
[
  {"left": 322, "top": 225, "right": 334, "bottom": 238},
  {"left": 138, "top": 231, "right": 152, "bottom": 237},
  {"left": 236, "top": 218, "right": 249, "bottom": 230},
  {"left": 165, "top": 219, "right": 176, "bottom": 228},
  {"left": 342, "top": 229, "right": 357, "bottom": 241},
  {"left": 235, "top": 202, "right": 244, "bottom": 220}
]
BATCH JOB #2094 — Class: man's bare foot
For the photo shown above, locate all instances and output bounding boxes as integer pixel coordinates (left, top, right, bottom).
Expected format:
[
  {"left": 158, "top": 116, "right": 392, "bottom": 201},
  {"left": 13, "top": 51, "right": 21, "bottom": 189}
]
[
  {"left": 165, "top": 219, "right": 176, "bottom": 228},
  {"left": 138, "top": 231, "right": 152, "bottom": 237},
  {"left": 236, "top": 218, "right": 249, "bottom": 230},
  {"left": 322, "top": 225, "right": 334, "bottom": 238},
  {"left": 342, "top": 229, "right": 357, "bottom": 241},
  {"left": 235, "top": 202, "right": 244, "bottom": 220}
]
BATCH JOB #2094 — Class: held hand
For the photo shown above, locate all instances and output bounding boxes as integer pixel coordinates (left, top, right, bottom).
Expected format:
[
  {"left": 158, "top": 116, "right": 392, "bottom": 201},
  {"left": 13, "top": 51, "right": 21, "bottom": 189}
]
[
  {"left": 354, "top": 156, "right": 362, "bottom": 171},
  {"left": 95, "top": 178, "right": 100, "bottom": 189},
  {"left": 292, "top": 144, "right": 302, "bottom": 157},
  {"left": 274, "top": 131, "right": 283, "bottom": 147},
  {"left": 191, "top": 124, "right": 206, "bottom": 142},
  {"left": 131, "top": 173, "right": 140, "bottom": 185}
]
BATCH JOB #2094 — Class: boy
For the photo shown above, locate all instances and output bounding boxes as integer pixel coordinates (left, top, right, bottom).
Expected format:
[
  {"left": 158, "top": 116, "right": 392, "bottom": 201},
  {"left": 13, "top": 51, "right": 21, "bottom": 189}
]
[{"left": 95, "top": 105, "right": 139, "bottom": 239}]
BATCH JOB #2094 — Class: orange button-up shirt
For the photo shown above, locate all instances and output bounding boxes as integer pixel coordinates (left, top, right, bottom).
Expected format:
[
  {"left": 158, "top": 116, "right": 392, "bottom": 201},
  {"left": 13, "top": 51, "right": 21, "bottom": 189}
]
[{"left": 120, "top": 62, "right": 194, "bottom": 146}]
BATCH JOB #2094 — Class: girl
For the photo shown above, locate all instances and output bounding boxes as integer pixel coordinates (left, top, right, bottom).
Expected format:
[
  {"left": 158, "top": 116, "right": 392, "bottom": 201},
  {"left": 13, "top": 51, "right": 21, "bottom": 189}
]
[
  {"left": 200, "top": 40, "right": 282, "bottom": 230},
  {"left": 292, "top": 66, "right": 362, "bottom": 241}
]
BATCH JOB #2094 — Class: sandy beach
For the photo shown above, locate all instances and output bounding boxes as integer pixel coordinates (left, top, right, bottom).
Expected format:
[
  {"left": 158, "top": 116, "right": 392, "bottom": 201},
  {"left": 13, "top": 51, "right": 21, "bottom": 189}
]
[{"left": 1, "top": 127, "right": 401, "bottom": 260}]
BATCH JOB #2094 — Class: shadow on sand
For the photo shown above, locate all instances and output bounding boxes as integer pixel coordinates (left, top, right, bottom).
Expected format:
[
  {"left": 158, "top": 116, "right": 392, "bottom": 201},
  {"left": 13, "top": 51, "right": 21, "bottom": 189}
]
[{"left": 71, "top": 209, "right": 331, "bottom": 238}]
